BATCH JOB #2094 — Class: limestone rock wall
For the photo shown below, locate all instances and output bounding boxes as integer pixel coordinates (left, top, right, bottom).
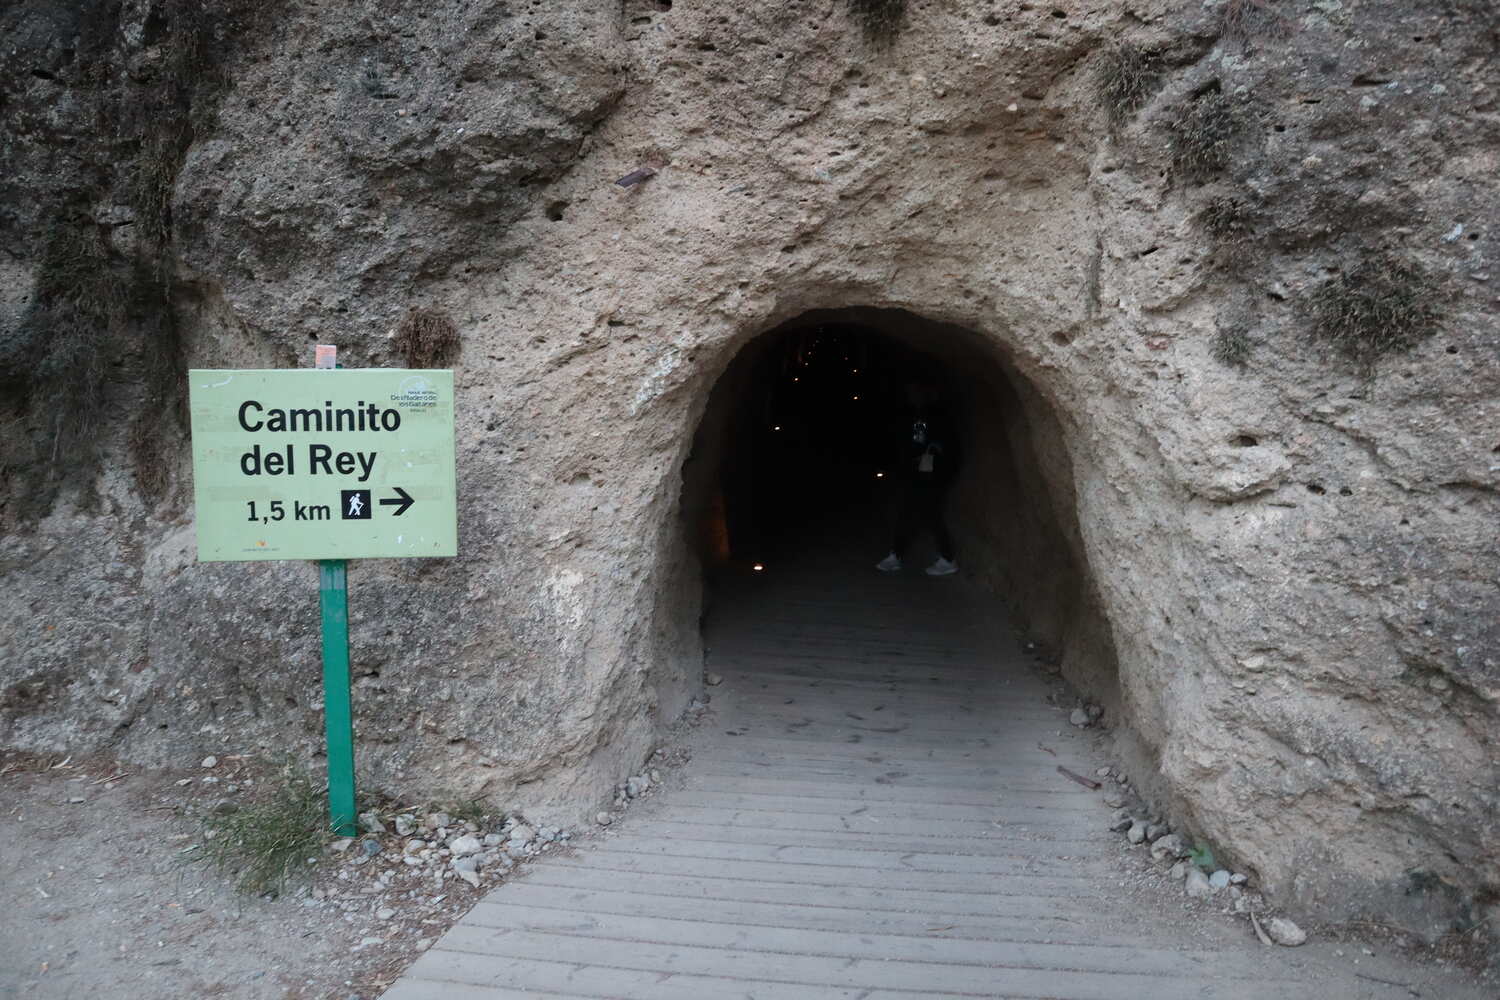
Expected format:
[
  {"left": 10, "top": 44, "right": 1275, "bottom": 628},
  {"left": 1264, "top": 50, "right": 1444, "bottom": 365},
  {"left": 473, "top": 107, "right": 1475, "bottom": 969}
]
[{"left": 2, "top": 0, "right": 1497, "bottom": 945}]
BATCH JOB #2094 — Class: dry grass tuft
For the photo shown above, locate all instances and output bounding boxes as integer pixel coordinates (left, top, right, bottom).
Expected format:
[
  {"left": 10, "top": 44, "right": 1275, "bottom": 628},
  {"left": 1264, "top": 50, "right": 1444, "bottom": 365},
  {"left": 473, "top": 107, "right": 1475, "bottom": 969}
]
[
  {"left": 1212, "top": 325, "right": 1255, "bottom": 367},
  {"left": 1096, "top": 43, "right": 1162, "bottom": 125},
  {"left": 1309, "top": 255, "right": 1441, "bottom": 369},
  {"left": 1168, "top": 89, "right": 1251, "bottom": 181},
  {"left": 1220, "top": 0, "right": 1293, "bottom": 43}
]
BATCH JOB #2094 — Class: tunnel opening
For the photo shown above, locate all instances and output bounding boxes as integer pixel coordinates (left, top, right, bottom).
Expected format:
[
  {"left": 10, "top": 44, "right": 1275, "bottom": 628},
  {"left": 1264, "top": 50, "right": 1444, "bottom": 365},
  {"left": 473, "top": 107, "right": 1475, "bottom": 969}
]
[{"left": 678, "top": 307, "right": 1123, "bottom": 711}]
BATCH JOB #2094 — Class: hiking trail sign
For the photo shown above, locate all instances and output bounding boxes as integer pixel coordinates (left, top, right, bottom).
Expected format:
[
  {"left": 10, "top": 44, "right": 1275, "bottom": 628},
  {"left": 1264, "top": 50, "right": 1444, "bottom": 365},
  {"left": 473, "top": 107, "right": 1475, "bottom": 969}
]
[
  {"left": 190, "top": 363, "right": 457, "bottom": 837},
  {"left": 189, "top": 368, "right": 457, "bottom": 561}
]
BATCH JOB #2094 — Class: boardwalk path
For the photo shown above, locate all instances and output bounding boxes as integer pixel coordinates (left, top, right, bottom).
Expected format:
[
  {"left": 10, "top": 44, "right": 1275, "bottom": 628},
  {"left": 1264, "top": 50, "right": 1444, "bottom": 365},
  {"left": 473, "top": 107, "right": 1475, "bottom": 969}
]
[{"left": 385, "top": 559, "right": 1485, "bottom": 1000}]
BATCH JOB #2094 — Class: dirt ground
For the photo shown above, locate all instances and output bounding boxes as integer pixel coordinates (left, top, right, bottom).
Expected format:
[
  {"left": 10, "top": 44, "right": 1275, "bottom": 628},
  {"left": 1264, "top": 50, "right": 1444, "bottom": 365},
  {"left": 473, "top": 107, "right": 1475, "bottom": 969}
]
[
  {"left": 3, "top": 738, "right": 1493, "bottom": 1000},
  {"left": 0, "top": 749, "right": 550, "bottom": 1000}
]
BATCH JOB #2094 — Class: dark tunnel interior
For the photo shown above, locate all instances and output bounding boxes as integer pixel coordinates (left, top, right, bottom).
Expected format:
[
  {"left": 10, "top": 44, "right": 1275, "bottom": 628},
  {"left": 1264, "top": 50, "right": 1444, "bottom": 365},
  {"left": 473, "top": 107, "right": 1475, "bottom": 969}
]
[{"left": 678, "top": 307, "right": 1123, "bottom": 705}]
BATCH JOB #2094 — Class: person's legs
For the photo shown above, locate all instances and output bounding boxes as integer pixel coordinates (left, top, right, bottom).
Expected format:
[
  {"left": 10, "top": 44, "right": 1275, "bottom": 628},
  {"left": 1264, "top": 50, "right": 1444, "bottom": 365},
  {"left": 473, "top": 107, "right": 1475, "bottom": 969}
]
[
  {"left": 919, "top": 481, "right": 957, "bottom": 574},
  {"left": 927, "top": 484, "right": 955, "bottom": 562},
  {"left": 878, "top": 482, "right": 919, "bottom": 571}
]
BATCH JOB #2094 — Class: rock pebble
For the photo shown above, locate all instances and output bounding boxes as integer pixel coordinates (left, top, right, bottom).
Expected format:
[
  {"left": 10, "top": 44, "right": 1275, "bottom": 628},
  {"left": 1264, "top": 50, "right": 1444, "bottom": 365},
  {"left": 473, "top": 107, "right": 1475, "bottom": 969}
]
[
  {"left": 359, "top": 812, "right": 387, "bottom": 835},
  {"left": 596, "top": 812, "right": 613, "bottom": 826},
  {"left": 1266, "top": 916, "right": 1307, "bottom": 946},
  {"left": 201, "top": 756, "right": 218, "bottom": 768},
  {"left": 449, "top": 834, "right": 482, "bottom": 857},
  {"left": 1184, "top": 868, "right": 1213, "bottom": 899},
  {"left": 704, "top": 672, "right": 723, "bottom": 686},
  {"left": 1150, "top": 833, "right": 1185, "bottom": 862},
  {"left": 1068, "top": 708, "right": 1090, "bottom": 727},
  {"left": 1126, "top": 819, "right": 1146, "bottom": 845},
  {"left": 1209, "top": 869, "right": 1232, "bottom": 890}
]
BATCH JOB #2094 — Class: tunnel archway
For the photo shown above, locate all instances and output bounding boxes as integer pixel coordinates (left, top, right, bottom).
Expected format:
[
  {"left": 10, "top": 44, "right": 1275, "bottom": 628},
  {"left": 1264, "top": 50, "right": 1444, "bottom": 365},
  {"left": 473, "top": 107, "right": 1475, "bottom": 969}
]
[{"left": 678, "top": 307, "right": 1123, "bottom": 712}]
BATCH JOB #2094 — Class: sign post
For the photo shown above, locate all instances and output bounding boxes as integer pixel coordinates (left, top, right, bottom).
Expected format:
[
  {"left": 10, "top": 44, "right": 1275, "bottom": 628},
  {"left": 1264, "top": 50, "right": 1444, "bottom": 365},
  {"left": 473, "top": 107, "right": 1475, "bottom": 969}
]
[
  {"left": 319, "top": 559, "right": 356, "bottom": 835},
  {"left": 189, "top": 362, "right": 457, "bottom": 837}
]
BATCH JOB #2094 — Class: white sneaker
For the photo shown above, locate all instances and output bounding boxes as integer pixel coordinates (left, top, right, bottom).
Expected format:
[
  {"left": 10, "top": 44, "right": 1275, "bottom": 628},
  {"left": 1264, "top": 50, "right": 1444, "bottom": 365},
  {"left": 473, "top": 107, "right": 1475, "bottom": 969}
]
[
  {"left": 875, "top": 553, "right": 902, "bottom": 572},
  {"left": 925, "top": 557, "right": 958, "bottom": 576}
]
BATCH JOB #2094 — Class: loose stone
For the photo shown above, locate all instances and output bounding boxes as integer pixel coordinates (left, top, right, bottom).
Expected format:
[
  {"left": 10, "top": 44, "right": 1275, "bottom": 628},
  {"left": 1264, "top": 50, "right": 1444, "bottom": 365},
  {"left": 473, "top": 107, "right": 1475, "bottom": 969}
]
[
  {"left": 1184, "top": 868, "right": 1213, "bottom": 899},
  {"left": 450, "top": 834, "right": 482, "bottom": 857},
  {"left": 1150, "top": 833, "right": 1185, "bottom": 862},
  {"left": 1069, "top": 708, "right": 1090, "bottom": 727},
  {"left": 596, "top": 812, "right": 613, "bottom": 826},
  {"left": 1267, "top": 916, "right": 1307, "bottom": 946},
  {"left": 1127, "top": 819, "right": 1146, "bottom": 845},
  {"left": 1209, "top": 869, "right": 1232, "bottom": 890}
]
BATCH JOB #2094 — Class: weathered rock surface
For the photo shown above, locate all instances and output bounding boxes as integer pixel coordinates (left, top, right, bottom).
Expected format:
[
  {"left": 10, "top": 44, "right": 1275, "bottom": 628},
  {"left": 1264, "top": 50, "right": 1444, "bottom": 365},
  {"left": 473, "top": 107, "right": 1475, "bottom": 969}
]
[{"left": 1, "top": 0, "right": 1496, "bottom": 953}]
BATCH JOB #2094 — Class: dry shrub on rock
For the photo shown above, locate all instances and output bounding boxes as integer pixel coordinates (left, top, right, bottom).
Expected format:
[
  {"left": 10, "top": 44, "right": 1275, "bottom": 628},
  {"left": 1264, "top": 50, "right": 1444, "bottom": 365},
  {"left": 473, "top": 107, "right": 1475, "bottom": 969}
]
[{"left": 394, "top": 308, "right": 460, "bottom": 368}]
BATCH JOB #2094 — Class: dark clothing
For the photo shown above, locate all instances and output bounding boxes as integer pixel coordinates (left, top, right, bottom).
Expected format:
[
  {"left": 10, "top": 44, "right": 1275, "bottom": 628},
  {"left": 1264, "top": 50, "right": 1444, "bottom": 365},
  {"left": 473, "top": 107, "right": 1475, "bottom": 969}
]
[
  {"left": 893, "top": 477, "right": 955, "bottom": 561},
  {"left": 895, "top": 408, "right": 961, "bottom": 485},
  {"left": 889, "top": 405, "right": 959, "bottom": 560}
]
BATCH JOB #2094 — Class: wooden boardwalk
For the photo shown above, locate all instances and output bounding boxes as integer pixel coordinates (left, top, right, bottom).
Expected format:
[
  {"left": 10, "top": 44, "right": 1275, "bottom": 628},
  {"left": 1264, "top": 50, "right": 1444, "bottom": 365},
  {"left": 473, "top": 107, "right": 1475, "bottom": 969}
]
[{"left": 384, "top": 558, "right": 1486, "bottom": 999}]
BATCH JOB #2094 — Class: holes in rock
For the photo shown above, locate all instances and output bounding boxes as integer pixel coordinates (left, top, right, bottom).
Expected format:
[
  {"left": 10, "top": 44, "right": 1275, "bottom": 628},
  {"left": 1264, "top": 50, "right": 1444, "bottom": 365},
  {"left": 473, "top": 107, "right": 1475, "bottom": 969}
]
[
  {"left": 1339, "top": 487, "right": 1353, "bottom": 496},
  {"left": 1306, "top": 483, "right": 1327, "bottom": 495},
  {"left": 1230, "top": 434, "right": 1259, "bottom": 448},
  {"left": 545, "top": 200, "right": 569, "bottom": 221},
  {"left": 1352, "top": 74, "right": 1391, "bottom": 87},
  {"left": 1446, "top": 345, "right": 1458, "bottom": 354}
]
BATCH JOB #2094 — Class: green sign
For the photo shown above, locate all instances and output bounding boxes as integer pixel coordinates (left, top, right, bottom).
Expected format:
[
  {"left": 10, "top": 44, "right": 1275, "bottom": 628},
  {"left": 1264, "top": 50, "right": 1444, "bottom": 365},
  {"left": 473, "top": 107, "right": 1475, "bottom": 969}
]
[{"left": 189, "top": 369, "right": 457, "bottom": 561}]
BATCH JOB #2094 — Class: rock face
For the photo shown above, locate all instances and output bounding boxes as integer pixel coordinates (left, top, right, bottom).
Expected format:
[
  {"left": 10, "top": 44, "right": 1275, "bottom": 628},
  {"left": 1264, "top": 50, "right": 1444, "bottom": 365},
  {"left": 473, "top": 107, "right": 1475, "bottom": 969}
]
[{"left": 1, "top": 0, "right": 1497, "bottom": 950}]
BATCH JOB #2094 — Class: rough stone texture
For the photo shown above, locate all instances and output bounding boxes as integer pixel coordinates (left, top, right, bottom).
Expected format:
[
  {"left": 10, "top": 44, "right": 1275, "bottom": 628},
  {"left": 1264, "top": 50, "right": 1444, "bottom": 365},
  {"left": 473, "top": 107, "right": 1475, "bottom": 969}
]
[{"left": 1, "top": 0, "right": 1497, "bottom": 952}]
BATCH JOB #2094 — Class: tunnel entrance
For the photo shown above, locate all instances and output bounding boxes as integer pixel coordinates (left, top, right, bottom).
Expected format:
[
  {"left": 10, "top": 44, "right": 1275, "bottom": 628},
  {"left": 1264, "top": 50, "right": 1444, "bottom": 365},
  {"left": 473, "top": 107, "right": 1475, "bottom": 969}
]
[{"left": 679, "top": 308, "right": 1123, "bottom": 709}]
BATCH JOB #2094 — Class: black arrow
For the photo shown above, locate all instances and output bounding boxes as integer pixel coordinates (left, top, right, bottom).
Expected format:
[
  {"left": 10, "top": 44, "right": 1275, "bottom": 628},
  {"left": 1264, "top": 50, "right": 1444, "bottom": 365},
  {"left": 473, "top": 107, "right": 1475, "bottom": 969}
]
[{"left": 379, "top": 487, "right": 413, "bottom": 517}]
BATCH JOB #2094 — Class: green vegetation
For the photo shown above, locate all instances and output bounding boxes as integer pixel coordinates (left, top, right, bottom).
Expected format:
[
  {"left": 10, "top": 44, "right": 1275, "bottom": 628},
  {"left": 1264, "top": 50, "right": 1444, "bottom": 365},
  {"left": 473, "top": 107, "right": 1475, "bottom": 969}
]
[
  {"left": 1309, "top": 255, "right": 1440, "bottom": 369},
  {"left": 394, "top": 308, "right": 462, "bottom": 368},
  {"left": 1096, "top": 43, "right": 1162, "bottom": 126},
  {"left": 1187, "top": 839, "right": 1217, "bottom": 871},
  {"left": 1212, "top": 325, "right": 1254, "bottom": 368},
  {"left": 846, "top": 0, "right": 906, "bottom": 45},
  {"left": 435, "top": 795, "right": 499, "bottom": 828},
  {"left": 199, "top": 761, "right": 332, "bottom": 896},
  {"left": 1168, "top": 89, "right": 1251, "bottom": 181}
]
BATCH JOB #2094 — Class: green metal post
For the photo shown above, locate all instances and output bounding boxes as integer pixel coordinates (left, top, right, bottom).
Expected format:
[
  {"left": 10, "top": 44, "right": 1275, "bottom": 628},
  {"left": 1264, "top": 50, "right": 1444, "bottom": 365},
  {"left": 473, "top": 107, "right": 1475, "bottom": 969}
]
[{"left": 318, "top": 559, "right": 357, "bottom": 836}]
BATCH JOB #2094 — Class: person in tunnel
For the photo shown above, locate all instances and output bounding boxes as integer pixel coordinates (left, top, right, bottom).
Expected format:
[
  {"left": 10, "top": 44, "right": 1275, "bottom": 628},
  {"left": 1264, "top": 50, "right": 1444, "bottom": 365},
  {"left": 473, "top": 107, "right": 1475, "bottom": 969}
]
[{"left": 876, "top": 380, "right": 960, "bottom": 576}]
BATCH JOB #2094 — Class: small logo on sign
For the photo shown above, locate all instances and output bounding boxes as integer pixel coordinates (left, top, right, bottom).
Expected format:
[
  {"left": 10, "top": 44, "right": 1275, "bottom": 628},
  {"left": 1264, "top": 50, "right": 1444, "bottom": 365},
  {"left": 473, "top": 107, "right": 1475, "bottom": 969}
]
[
  {"left": 341, "top": 490, "right": 372, "bottom": 520},
  {"left": 392, "top": 375, "right": 439, "bottom": 409}
]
